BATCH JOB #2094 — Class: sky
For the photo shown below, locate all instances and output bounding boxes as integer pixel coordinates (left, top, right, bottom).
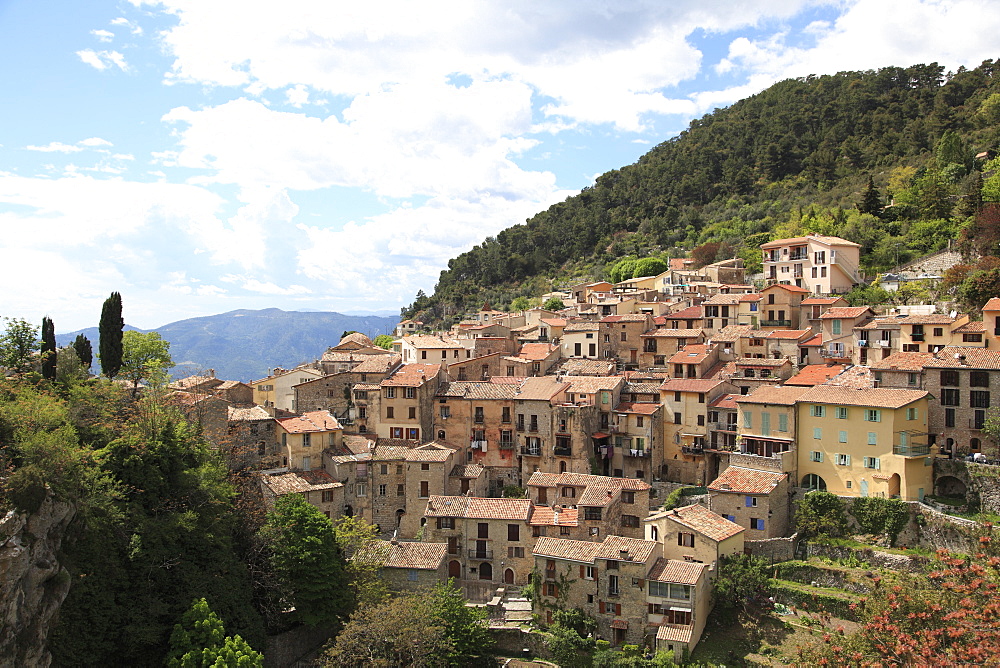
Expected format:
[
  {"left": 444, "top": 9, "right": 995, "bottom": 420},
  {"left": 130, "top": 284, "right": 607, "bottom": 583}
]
[{"left": 1, "top": 0, "right": 999, "bottom": 332}]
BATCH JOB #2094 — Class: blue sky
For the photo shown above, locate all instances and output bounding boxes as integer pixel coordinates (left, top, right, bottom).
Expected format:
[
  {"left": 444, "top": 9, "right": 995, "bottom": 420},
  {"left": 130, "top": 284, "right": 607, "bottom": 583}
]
[{"left": 1, "top": 0, "right": 998, "bottom": 332}]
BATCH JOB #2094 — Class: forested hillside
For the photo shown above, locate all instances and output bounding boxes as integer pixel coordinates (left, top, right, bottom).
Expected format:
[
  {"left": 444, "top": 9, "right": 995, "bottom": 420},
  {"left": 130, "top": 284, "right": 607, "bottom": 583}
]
[{"left": 405, "top": 60, "right": 1000, "bottom": 325}]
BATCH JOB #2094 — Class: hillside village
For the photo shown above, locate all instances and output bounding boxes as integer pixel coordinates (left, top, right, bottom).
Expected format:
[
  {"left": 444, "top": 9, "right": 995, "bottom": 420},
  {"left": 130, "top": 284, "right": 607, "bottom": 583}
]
[{"left": 163, "top": 232, "right": 1000, "bottom": 660}]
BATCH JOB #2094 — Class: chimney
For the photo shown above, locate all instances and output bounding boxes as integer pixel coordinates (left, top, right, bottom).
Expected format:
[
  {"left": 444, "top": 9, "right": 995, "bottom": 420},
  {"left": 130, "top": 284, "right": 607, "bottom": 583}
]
[{"left": 620, "top": 549, "right": 629, "bottom": 560}]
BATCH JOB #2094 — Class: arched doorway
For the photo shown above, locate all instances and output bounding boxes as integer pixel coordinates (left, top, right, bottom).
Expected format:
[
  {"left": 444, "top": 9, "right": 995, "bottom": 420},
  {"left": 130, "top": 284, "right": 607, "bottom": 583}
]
[
  {"left": 448, "top": 560, "right": 461, "bottom": 579},
  {"left": 504, "top": 568, "right": 515, "bottom": 584},
  {"left": 344, "top": 505, "right": 354, "bottom": 517},
  {"left": 971, "top": 438, "right": 982, "bottom": 452},
  {"left": 888, "top": 473, "right": 901, "bottom": 498},
  {"left": 935, "top": 475, "right": 967, "bottom": 498},
  {"left": 395, "top": 509, "right": 405, "bottom": 528},
  {"left": 479, "top": 562, "right": 493, "bottom": 581},
  {"left": 802, "top": 474, "right": 827, "bottom": 491},
  {"left": 559, "top": 460, "right": 567, "bottom": 473}
]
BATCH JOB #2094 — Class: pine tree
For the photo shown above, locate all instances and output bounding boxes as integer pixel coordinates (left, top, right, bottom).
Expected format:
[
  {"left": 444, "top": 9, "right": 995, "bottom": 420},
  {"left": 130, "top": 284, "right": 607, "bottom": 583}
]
[
  {"left": 98, "top": 292, "right": 124, "bottom": 378},
  {"left": 858, "top": 175, "right": 883, "bottom": 216},
  {"left": 73, "top": 334, "right": 93, "bottom": 371},
  {"left": 40, "top": 317, "right": 56, "bottom": 380}
]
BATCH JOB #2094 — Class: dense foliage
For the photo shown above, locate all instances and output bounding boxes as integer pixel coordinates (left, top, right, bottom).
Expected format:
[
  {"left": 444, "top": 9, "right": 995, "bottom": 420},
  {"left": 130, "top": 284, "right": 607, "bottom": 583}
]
[
  {"left": 166, "top": 598, "right": 263, "bottom": 668},
  {"left": 714, "top": 553, "right": 772, "bottom": 610},
  {"left": 795, "top": 491, "right": 849, "bottom": 540},
  {"left": 404, "top": 60, "right": 1000, "bottom": 326},
  {"left": 99, "top": 291, "right": 124, "bottom": 378}
]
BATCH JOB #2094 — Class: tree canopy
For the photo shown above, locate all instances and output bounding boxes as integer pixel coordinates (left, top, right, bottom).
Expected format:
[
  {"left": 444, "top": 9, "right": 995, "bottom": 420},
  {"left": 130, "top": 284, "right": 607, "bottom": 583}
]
[
  {"left": 0, "top": 317, "right": 38, "bottom": 374},
  {"left": 99, "top": 291, "right": 124, "bottom": 378},
  {"left": 120, "top": 330, "right": 173, "bottom": 392}
]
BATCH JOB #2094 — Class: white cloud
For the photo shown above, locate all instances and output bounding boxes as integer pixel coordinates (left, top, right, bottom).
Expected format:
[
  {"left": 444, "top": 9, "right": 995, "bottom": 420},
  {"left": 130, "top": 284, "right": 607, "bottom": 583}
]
[
  {"left": 91, "top": 29, "right": 115, "bottom": 42},
  {"left": 285, "top": 84, "right": 310, "bottom": 108},
  {"left": 76, "top": 49, "right": 129, "bottom": 71},
  {"left": 79, "top": 137, "right": 113, "bottom": 147},
  {"left": 26, "top": 142, "right": 83, "bottom": 153}
]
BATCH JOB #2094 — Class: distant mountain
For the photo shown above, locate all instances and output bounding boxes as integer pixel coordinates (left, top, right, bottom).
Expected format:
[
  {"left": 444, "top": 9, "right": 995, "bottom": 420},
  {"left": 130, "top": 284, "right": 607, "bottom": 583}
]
[{"left": 56, "top": 308, "right": 398, "bottom": 382}]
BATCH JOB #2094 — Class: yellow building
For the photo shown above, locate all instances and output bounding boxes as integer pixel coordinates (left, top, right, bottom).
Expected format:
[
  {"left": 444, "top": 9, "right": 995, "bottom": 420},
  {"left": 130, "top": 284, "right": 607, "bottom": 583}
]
[{"left": 795, "top": 386, "right": 932, "bottom": 500}]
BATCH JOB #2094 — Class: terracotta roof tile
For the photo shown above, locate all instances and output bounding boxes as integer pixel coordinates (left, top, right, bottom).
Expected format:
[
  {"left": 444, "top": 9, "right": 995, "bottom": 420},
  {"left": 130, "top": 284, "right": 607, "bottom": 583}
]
[
  {"left": 658, "top": 378, "right": 723, "bottom": 393},
  {"left": 766, "top": 329, "right": 812, "bottom": 340},
  {"left": 262, "top": 470, "right": 342, "bottom": 496},
  {"left": 614, "top": 401, "right": 661, "bottom": 415},
  {"left": 532, "top": 537, "right": 600, "bottom": 562},
  {"left": 708, "top": 467, "right": 787, "bottom": 494},
  {"left": 798, "top": 385, "right": 927, "bottom": 408},
  {"left": 869, "top": 352, "right": 937, "bottom": 372},
  {"left": 819, "top": 307, "right": 873, "bottom": 319},
  {"left": 515, "top": 376, "right": 569, "bottom": 401},
  {"left": 952, "top": 320, "right": 985, "bottom": 333},
  {"left": 801, "top": 297, "right": 846, "bottom": 306},
  {"left": 382, "top": 363, "right": 441, "bottom": 387},
  {"left": 897, "top": 314, "right": 958, "bottom": 324},
  {"left": 565, "top": 376, "right": 624, "bottom": 394},
  {"left": 450, "top": 464, "right": 484, "bottom": 478},
  {"left": 642, "top": 328, "right": 705, "bottom": 339},
  {"left": 423, "top": 495, "right": 533, "bottom": 520},
  {"left": 984, "top": 298, "right": 1000, "bottom": 311},
  {"left": 595, "top": 535, "right": 658, "bottom": 563},
  {"left": 648, "top": 557, "right": 707, "bottom": 585},
  {"left": 228, "top": 405, "right": 273, "bottom": 421},
  {"left": 666, "top": 306, "right": 703, "bottom": 319},
  {"left": 526, "top": 471, "right": 651, "bottom": 492},
  {"left": 668, "top": 345, "right": 713, "bottom": 364},
  {"left": 553, "top": 358, "right": 618, "bottom": 376},
  {"left": 924, "top": 347, "right": 1000, "bottom": 370},
  {"left": 737, "top": 385, "right": 809, "bottom": 405},
  {"left": 529, "top": 506, "right": 579, "bottom": 526},
  {"left": 437, "top": 382, "right": 519, "bottom": 400},
  {"left": 708, "top": 393, "right": 740, "bottom": 409},
  {"left": 647, "top": 503, "right": 744, "bottom": 542},
  {"left": 516, "top": 343, "right": 560, "bottom": 361},
  {"left": 656, "top": 624, "right": 694, "bottom": 643},
  {"left": 357, "top": 540, "right": 446, "bottom": 570},
  {"left": 401, "top": 335, "right": 464, "bottom": 349},
  {"left": 761, "top": 283, "right": 810, "bottom": 293},
  {"left": 277, "top": 410, "right": 341, "bottom": 433},
  {"left": 405, "top": 445, "right": 455, "bottom": 462}
]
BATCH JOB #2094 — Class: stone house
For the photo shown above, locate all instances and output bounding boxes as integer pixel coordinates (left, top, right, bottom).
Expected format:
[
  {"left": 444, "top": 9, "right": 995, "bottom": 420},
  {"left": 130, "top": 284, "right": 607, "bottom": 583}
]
[
  {"left": 592, "top": 536, "right": 661, "bottom": 646},
  {"left": 398, "top": 335, "right": 471, "bottom": 365},
  {"left": 277, "top": 410, "right": 343, "bottom": 471},
  {"left": 638, "top": 328, "right": 706, "bottom": 369},
  {"left": 727, "top": 357, "right": 794, "bottom": 394},
  {"left": 529, "top": 505, "right": 584, "bottom": 541},
  {"left": 525, "top": 472, "right": 652, "bottom": 540},
  {"left": 656, "top": 305, "right": 704, "bottom": 330},
  {"left": 562, "top": 322, "right": 604, "bottom": 359},
  {"left": 447, "top": 463, "right": 489, "bottom": 497},
  {"left": 326, "top": 451, "right": 373, "bottom": 522},
  {"left": 355, "top": 539, "right": 449, "bottom": 593},
  {"left": 644, "top": 503, "right": 744, "bottom": 569},
  {"left": 650, "top": 558, "right": 711, "bottom": 661},
  {"left": 897, "top": 314, "right": 969, "bottom": 353},
  {"left": 347, "top": 383, "right": 380, "bottom": 435},
  {"left": 376, "top": 363, "right": 444, "bottom": 443},
  {"left": 225, "top": 404, "right": 279, "bottom": 469},
  {"left": 252, "top": 365, "right": 324, "bottom": 411},
  {"left": 921, "top": 347, "right": 1000, "bottom": 457},
  {"left": 666, "top": 344, "right": 720, "bottom": 380},
  {"left": 422, "top": 496, "right": 535, "bottom": 599},
  {"left": 169, "top": 371, "right": 225, "bottom": 395},
  {"left": 260, "top": 469, "right": 344, "bottom": 519},
  {"left": 659, "top": 377, "right": 738, "bottom": 484},
  {"left": 758, "top": 283, "right": 810, "bottom": 330},
  {"left": 853, "top": 316, "right": 901, "bottom": 365},
  {"left": 869, "top": 352, "right": 936, "bottom": 390},
  {"left": 799, "top": 296, "right": 848, "bottom": 331},
  {"left": 604, "top": 402, "right": 661, "bottom": 482},
  {"left": 601, "top": 314, "right": 654, "bottom": 368},
  {"left": 294, "top": 354, "right": 401, "bottom": 418},
  {"left": 707, "top": 465, "right": 790, "bottom": 538},
  {"left": 513, "top": 377, "right": 571, "bottom": 485},
  {"left": 448, "top": 352, "right": 507, "bottom": 382},
  {"left": 501, "top": 343, "right": 562, "bottom": 377},
  {"left": 765, "top": 329, "right": 814, "bottom": 365}
]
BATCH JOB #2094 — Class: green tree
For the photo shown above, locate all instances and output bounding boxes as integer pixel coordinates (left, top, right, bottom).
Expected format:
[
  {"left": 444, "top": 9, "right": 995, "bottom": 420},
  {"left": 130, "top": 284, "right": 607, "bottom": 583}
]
[
  {"left": 714, "top": 553, "right": 771, "bottom": 610},
  {"left": 372, "top": 334, "right": 394, "bottom": 350},
  {"left": 40, "top": 316, "right": 56, "bottom": 381},
  {"left": 542, "top": 296, "right": 566, "bottom": 311},
  {"left": 334, "top": 516, "right": 390, "bottom": 608},
  {"left": 632, "top": 257, "right": 667, "bottom": 278},
  {"left": 429, "top": 580, "right": 494, "bottom": 665},
  {"left": 321, "top": 591, "right": 451, "bottom": 667},
  {"left": 0, "top": 317, "right": 39, "bottom": 374},
  {"left": 858, "top": 175, "right": 882, "bottom": 216},
  {"left": 167, "top": 598, "right": 263, "bottom": 668},
  {"left": 936, "top": 129, "right": 971, "bottom": 175},
  {"left": 509, "top": 296, "right": 532, "bottom": 311},
  {"left": 261, "top": 494, "right": 351, "bottom": 627},
  {"left": 795, "top": 491, "right": 848, "bottom": 540},
  {"left": 73, "top": 334, "right": 93, "bottom": 371},
  {"left": 99, "top": 291, "right": 124, "bottom": 378},
  {"left": 120, "top": 330, "right": 173, "bottom": 393}
]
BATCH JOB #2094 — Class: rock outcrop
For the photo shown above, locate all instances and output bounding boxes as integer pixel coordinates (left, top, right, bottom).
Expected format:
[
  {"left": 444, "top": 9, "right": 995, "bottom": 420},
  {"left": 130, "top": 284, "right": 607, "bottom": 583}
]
[{"left": 0, "top": 494, "right": 76, "bottom": 668}]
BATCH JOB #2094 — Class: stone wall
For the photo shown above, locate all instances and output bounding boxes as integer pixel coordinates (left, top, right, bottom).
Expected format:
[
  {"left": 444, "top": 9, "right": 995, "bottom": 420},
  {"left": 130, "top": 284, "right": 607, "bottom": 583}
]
[
  {"left": 744, "top": 534, "right": 798, "bottom": 563},
  {"left": 0, "top": 494, "right": 76, "bottom": 668},
  {"left": 934, "top": 458, "right": 1000, "bottom": 514},
  {"left": 489, "top": 627, "right": 552, "bottom": 661},
  {"left": 263, "top": 622, "right": 335, "bottom": 668},
  {"left": 804, "top": 542, "right": 926, "bottom": 572}
]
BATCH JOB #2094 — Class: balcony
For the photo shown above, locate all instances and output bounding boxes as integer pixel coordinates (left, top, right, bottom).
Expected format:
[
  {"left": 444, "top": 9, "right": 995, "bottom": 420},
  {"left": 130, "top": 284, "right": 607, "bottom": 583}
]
[
  {"left": 893, "top": 443, "right": 931, "bottom": 457},
  {"left": 910, "top": 334, "right": 925, "bottom": 342},
  {"left": 554, "top": 445, "right": 572, "bottom": 457},
  {"left": 877, "top": 340, "right": 891, "bottom": 347},
  {"left": 821, "top": 347, "right": 849, "bottom": 359},
  {"left": 681, "top": 446, "right": 705, "bottom": 456},
  {"left": 468, "top": 549, "right": 493, "bottom": 560},
  {"left": 470, "top": 440, "right": 487, "bottom": 450},
  {"left": 857, "top": 339, "right": 869, "bottom": 348},
  {"left": 788, "top": 251, "right": 808, "bottom": 261},
  {"left": 760, "top": 319, "right": 792, "bottom": 327},
  {"left": 499, "top": 440, "right": 515, "bottom": 450},
  {"left": 520, "top": 446, "right": 541, "bottom": 456},
  {"left": 627, "top": 448, "right": 651, "bottom": 458}
]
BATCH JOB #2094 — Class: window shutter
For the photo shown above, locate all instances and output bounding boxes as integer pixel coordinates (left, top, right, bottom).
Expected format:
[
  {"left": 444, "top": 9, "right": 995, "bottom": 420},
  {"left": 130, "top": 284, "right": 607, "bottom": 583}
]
[
  {"left": 677, "top": 533, "right": 683, "bottom": 546},
  {"left": 745, "top": 496, "right": 753, "bottom": 507},
  {"left": 599, "top": 601, "right": 605, "bottom": 614},
  {"left": 648, "top": 603, "right": 654, "bottom": 614},
  {"left": 638, "top": 578, "right": 645, "bottom": 588},
  {"left": 436, "top": 518, "right": 442, "bottom": 529},
  {"left": 615, "top": 603, "right": 622, "bottom": 616},
  {"left": 580, "top": 565, "right": 585, "bottom": 578},
  {"left": 592, "top": 566, "right": 598, "bottom": 578}
]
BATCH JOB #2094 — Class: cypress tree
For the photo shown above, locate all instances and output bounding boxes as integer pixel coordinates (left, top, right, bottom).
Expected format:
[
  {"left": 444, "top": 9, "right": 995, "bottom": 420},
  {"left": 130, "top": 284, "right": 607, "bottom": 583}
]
[
  {"left": 99, "top": 292, "right": 124, "bottom": 378},
  {"left": 40, "top": 317, "right": 56, "bottom": 380},
  {"left": 73, "top": 334, "right": 93, "bottom": 371},
  {"left": 858, "top": 175, "right": 882, "bottom": 216}
]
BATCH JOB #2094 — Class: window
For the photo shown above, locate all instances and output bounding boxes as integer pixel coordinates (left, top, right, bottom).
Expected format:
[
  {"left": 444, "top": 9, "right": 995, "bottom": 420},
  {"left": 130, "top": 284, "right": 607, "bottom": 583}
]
[
  {"left": 621, "top": 515, "right": 640, "bottom": 528},
  {"left": 832, "top": 319, "right": 842, "bottom": 335},
  {"left": 677, "top": 532, "right": 695, "bottom": 547},
  {"left": 404, "top": 387, "right": 416, "bottom": 399},
  {"left": 964, "top": 333, "right": 984, "bottom": 343},
  {"left": 674, "top": 412, "right": 682, "bottom": 425},
  {"left": 810, "top": 405, "right": 826, "bottom": 417},
  {"left": 750, "top": 518, "right": 765, "bottom": 531},
  {"left": 508, "top": 546, "right": 525, "bottom": 558},
  {"left": 419, "top": 481, "right": 429, "bottom": 498},
  {"left": 606, "top": 559, "right": 619, "bottom": 570},
  {"left": 865, "top": 409, "right": 881, "bottom": 422},
  {"left": 385, "top": 387, "right": 396, "bottom": 399},
  {"left": 421, "top": 462, "right": 430, "bottom": 471},
  {"left": 407, "top": 428, "right": 419, "bottom": 440},
  {"left": 356, "top": 483, "right": 366, "bottom": 496},
  {"left": 440, "top": 406, "right": 451, "bottom": 418},
  {"left": 321, "top": 490, "right": 334, "bottom": 503},
  {"left": 864, "top": 457, "right": 880, "bottom": 469},
  {"left": 867, "top": 432, "right": 877, "bottom": 445},
  {"left": 301, "top": 433, "right": 311, "bottom": 448},
  {"left": 396, "top": 464, "right": 403, "bottom": 475},
  {"left": 933, "top": 327, "right": 944, "bottom": 337},
  {"left": 585, "top": 566, "right": 596, "bottom": 580},
  {"left": 502, "top": 407, "right": 511, "bottom": 423},
  {"left": 386, "top": 407, "right": 395, "bottom": 419},
  {"left": 940, "top": 369, "right": 959, "bottom": 386},
  {"left": 975, "top": 409, "right": 986, "bottom": 430},
  {"left": 941, "top": 389, "right": 960, "bottom": 406},
  {"left": 562, "top": 487, "right": 576, "bottom": 498},
  {"left": 813, "top": 427, "right": 822, "bottom": 439},
  {"left": 589, "top": 527, "right": 600, "bottom": 536},
  {"left": 971, "top": 371, "right": 990, "bottom": 387},
  {"left": 390, "top": 426, "right": 403, "bottom": 439},
  {"left": 636, "top": 416, "right": 644, "bottom": 428},
  {"left": 408, "top": 407, "right": 416, "bottom": 419},
  {"left": 508, "top": 524, "right": 520, "bottom": 542},
  {"left": 945, "top": 408, "right": 956, "bottom": 428},
  {"left": 971, "top": 391, "right": 991, "bottom": 408},
  {"left": 778, "top": 414, "right": 788, "bottom": 432},
  {"left": 743, "top": 410, "right": 752, "bottom": 429},
  {"left": 697, "top": 415, "right": 705, "bottom": 426},
  {"left": 835, "top": 407, "right": 848, "bottom": 419},
  {"left": 478, "top": 523, "right": 489, "bottom": 539},
  {"left": 836, "top": 453, "right": 850, "bottom": 466},
  {"left": 906, "top": 407, "right": 919, "bottom": 420},
  {"left": 810, "top": 451, "right": 823, "bottom": 462},
  {"left": 397, "top": 484, "right": 405, "bottom": 496},
  {"left": 608, "top": 575, "right": 620, "bottom": 596},
  {"left": 745, "top": 495, "right": 758, "bottom": 508},
  {"left": 903, "top": 344, "right": 920, "bottom": 353},
  {"left": 379, "top": 484, "right": 387, "bottom": 496},
  {"left": 584, "top": 508, "right": 602, "bottom": 521},
  {"left": 380, "top": 464, "right": 388, "bottom": 475}
]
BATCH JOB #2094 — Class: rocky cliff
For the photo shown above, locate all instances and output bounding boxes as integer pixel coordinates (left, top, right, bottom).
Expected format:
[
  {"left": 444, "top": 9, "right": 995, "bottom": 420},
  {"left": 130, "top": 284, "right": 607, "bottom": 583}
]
[{"left": 0, "top": 494, "right": 76, "bottom": 668}]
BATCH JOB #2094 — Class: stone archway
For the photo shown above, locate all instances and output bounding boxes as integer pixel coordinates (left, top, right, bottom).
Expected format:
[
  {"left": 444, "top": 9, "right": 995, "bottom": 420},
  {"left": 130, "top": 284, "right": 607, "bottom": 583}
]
[
  {"left": 935, "top": 475, "right": 967, "bottom": 498},
  {"left": 802, "top": 474, "right": 827, "bottom": 491},
  {"left": 504, "top": 568, "right": 515, "bottom": 584},
  {"left": 479, "top": 562, "right": 493, "bottom": 581}
]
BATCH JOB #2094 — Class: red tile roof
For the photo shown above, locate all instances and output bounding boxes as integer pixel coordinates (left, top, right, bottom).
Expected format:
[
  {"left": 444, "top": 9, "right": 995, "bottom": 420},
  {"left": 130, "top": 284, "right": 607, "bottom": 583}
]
[
  {"left": 667, "top": 306, "right": 703, "bottom": 319},
  {"left": 382, "top": 363, "right": 441, "bottom": 386},
  {"left": 423, "top": 495, "right": 533, "bottom": 520},
  {"left": 658, "top": 378, "right": 723, "bottom": 393},
  {"left": 648, "top": 504, "right": 744, "bottom": 542},
  {"left": 766, "top": 329, "right": 811, "bottom": 340},
  {"left": 532, "top": 537, "right": 599, "bottom": 562},
  {"left": 516, "top": 343, "right": 560, "bottom": 361},
  {"left": 737, "top": 385, "right": 809, "bottom": 405},
  {"left": 595, "top": 535, "right": 658, "bottom": 563},
  {"left": 869, "top": 352, "right": 937, "bottom": 372},
  {"left": 647, "top": 558, "right": 707, "bottom": 585},
  {"left": 614, "top": 401, "right": 661, "bottom": 415},
  {"left": 761, "top": 283, "right": 810, "bottom": 294},
  {"left": 785, "top": 364, "right": 846, "bottom": 386},
  {"left": 798, "top": 385, "right": 928, "bottom": 408},
  {"left": 277, "top": 410, "right": 341, "bottom": 433},
  {"left": 708, "top": 467, "right": 787, "bottom": 495},
  {"left": 801, "top": 297, "right": 845, "bottom": 306},
  {"left": 656, "top": 624, "right": 694, "bottom": 643},
  {"left": 357, "top": 540, "right": 447, "bottom": 570},
  {"left": 984, "top": 298, "right": 1000, "bottom": 311},
  {"left": 819, "top": 307, "right": 873, "bottom": 320},
  {"left": 529, "top": 506, "right": 579, "bottom": 527}
]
